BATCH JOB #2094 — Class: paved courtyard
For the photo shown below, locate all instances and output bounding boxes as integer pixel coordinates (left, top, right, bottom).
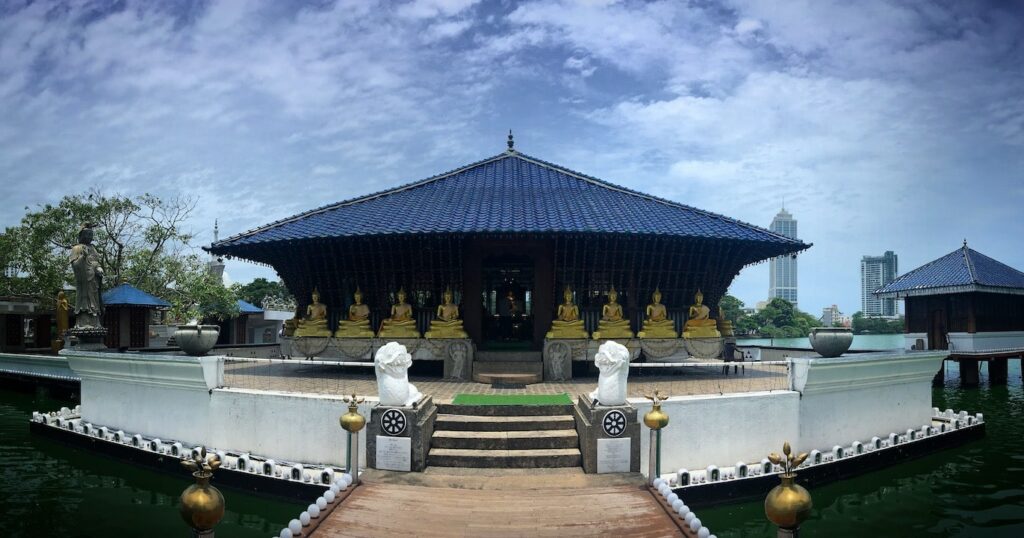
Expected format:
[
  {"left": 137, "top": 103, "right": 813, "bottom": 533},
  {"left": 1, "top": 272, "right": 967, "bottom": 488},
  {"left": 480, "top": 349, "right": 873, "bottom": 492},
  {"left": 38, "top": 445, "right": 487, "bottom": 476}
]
[{"left": 222, "top": 360, "right": 789, "bottom": 400}]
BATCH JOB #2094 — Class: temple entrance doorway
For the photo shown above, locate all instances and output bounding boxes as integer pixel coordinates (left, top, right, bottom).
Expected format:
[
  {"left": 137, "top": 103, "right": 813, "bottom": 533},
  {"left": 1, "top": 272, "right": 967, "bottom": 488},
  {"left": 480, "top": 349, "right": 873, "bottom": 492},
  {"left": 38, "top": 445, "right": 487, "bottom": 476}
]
[{"left": 480, "top": 255, "right": 534, "bottom": 350}]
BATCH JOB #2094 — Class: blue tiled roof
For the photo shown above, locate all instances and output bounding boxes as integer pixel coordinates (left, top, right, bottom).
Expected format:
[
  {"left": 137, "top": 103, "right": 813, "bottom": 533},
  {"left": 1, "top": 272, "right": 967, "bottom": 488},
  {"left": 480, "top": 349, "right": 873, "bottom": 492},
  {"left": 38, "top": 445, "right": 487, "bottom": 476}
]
[
  {"left": 876, "top": 245, "right": 1024, "bottom": 297},
  {"left": 210, "top": 151, "right": 806, "bottom": 250},
  {"left": 237, "top": 299, "right": 263, "bottom": 314},
  {"left": 102, "top": 284, "right": 171, "bottom": 308}
]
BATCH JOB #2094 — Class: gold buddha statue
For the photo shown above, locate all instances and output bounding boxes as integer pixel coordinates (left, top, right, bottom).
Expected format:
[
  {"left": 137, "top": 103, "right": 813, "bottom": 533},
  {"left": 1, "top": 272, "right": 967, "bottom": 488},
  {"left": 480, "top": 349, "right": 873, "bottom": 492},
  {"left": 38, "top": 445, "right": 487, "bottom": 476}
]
[
  {"left": 717, "top": 305, "right": 735, "bottom": 337},
  {"left": 425, "top": 287, "right": 468, "bottom": 339},
  {"left": 546, "top": 285, "right": 588, "bottom": 339},
  {"left": 592, "top": 286, "right": 633, "bottom": 340},
  {"left": 377, "top": 287, "right": 420, "bottom": 338},
  {"left": 682, "top": 289, "right": 721, "bottom": 339},
  {"left": 638, "top": 288, "right": 678, "bottom": 339},
  {"left": 334, "top": 287, "right": 374, "bottom": 338},
  {"left": 294, "top": 288, "right": 332, "bottom": 337}
]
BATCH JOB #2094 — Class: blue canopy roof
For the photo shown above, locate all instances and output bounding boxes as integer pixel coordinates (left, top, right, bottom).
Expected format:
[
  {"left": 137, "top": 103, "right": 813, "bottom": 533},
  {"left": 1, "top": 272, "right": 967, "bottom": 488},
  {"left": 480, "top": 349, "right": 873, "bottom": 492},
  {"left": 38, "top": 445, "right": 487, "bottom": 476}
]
[
  {"left": 102, "top": 284, "right": 171, "bottom": 308},
  {"left": 875, "top": 244, "right": 1024, "bottom": 298},
  {"left": 209, "top": 150, "right": 806, "bottom": 252},
  {"left": 237, "top": 299, "right": 263, "bottom": 314}
]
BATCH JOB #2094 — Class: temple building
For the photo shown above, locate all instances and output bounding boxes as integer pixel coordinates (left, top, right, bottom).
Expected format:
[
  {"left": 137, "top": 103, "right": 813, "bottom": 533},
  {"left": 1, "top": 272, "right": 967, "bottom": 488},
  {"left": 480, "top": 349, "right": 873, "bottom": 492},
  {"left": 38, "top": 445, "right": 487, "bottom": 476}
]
[
  {"left": 101, "top": 283, "right": 171, "bottom": 349},
  {"left": 875, "top": 242, "right": 1024, "bottom": 352},
  {"left": 208, "top": 139, "right": 808, "bottom": 354}
]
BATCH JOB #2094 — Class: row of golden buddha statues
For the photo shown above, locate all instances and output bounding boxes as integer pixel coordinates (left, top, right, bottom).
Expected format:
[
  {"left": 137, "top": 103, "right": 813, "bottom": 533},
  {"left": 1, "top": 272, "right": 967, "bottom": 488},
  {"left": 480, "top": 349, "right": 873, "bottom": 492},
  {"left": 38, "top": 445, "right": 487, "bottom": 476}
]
[{"left": 291, "top": 285, "right": 732, "bottom": 340}]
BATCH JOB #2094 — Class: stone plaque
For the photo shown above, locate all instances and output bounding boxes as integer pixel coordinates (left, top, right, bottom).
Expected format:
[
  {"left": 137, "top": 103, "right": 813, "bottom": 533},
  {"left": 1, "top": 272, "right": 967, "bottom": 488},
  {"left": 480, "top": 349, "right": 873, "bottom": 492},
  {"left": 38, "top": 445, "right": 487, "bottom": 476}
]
[
  {"left": 597, "top": 438, "right": 631, "bottom": 474},
  {"left": 376, "top": 436, "right": 411, "bottom": 472}
]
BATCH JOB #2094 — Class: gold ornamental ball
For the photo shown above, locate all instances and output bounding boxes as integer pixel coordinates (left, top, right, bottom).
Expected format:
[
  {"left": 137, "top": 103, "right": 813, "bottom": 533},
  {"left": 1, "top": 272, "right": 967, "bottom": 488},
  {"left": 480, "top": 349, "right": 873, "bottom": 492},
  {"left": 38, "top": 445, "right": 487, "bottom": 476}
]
[
  {"left": 643, "top": 405, "right": 669, "bottom": 430},
  {"left": 340, "top": 408, "right": 366, "bottom": 433},
  {"left": 764, "top": 475, "right": 813, "bottom": 529},
  {"left": 179, "top": 473, "right": 225, "bottom": 531}
]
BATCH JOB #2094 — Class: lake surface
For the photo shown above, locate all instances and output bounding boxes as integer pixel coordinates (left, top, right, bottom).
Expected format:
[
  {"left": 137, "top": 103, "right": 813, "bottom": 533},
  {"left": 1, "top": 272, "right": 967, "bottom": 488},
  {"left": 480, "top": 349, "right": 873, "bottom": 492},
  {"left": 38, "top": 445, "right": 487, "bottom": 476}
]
[
  {"left": 0, "top": 385, "right": 303, "bottom": 537},
  {"left": 738, "top": 333, "right": 904, "bottom": 351}
]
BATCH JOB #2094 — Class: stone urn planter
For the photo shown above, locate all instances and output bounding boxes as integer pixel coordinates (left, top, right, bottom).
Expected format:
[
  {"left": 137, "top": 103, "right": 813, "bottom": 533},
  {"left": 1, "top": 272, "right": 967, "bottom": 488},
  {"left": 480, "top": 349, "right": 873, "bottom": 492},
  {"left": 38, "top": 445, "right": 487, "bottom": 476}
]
[
  {"left": 808, "top": 327, "right": 853, "bottom": 358},
  {"left": 175, "top": 325, "right": 220, "bottom": 356}
]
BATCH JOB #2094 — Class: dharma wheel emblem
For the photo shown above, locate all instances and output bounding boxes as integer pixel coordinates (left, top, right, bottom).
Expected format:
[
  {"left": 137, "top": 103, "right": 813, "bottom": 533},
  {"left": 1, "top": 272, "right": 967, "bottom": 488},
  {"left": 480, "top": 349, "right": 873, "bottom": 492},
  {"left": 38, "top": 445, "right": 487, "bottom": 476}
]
[
  {"left": 381, "top": 409, "right": 407, "bottom": 436},
  {"left": 603, "top": 410, "right": 626, "bottom": 437}
]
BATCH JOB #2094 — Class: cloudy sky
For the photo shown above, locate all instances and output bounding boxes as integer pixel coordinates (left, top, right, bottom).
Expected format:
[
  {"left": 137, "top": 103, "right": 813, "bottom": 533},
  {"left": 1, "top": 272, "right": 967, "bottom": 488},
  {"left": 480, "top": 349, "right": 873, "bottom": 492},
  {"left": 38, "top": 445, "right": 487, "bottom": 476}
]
[{"left": 2, "top": 0, "right": 1022, "bottom": 315}]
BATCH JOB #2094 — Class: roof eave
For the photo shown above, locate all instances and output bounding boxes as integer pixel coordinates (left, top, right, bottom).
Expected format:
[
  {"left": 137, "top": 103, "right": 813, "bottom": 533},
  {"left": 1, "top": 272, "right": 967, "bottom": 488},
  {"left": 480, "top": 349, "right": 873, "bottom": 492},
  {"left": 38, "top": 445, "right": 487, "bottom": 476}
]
[{"left": 875, "top": 284, "right": 1024, "bottom": 299}]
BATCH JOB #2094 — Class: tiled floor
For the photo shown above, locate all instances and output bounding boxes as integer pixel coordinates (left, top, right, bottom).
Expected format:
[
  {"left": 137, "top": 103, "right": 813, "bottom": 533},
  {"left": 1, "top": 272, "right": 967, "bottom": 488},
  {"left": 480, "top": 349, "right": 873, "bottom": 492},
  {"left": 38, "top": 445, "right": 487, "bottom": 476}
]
[{"left": 222, "top": 360, "right": 789, "bottom": 400}]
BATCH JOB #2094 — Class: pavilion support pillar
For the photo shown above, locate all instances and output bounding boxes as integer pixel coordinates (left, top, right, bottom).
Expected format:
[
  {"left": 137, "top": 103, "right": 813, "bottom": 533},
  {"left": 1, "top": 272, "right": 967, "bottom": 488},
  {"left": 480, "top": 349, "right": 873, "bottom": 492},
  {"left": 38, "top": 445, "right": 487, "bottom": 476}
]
[
  {"left": 959, "top": 358, "right": 979, "bottom": 386},
  {"left": 989, "top": 359, "right": 1008, "bottom": 385},
  {"left": 932, "top": 363, "right": 944, "bottom": 385}
]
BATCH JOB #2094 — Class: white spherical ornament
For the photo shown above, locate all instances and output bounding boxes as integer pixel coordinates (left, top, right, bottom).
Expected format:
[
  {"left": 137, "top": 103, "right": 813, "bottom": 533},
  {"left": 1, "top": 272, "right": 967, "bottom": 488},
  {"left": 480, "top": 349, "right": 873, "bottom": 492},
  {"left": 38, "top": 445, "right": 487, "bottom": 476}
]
[
  {"left": 698, "top": 528, "right": 711, "bottom": 538},
  {"left": 689, "top": 518, "right": 702, "bottom": 532},
  {"left": 299, "top": 512, "right": 311, "bottom": 526},
  {"left": 279, "top": 528, "right": 293, "bottom": 538},
  {"left": 671, "top": 499, "right": 683, "bottom": 511},
  {"left": 666, "top": 492, "right": 679, "bottom": 503},
  {"left": 324, "top": 490, "right": 336, "bottom": 503},
  {"left": 677, "top": 504, "right": 690, "bottom": 517},
  {"left": 288, "top": 519, "right": 302, "bottom": 534},
  {"left": 653, "top": 478, "right": 666, "bottom": 488},
  {"left": 658, "top": 484, "right": 671, "bottom": 497},
  {"left": 684, "top": 512, "right": 696, "bottom": 524},
  {"left": 329, "top": 484, "right": 341, "bottom": 494},
  {"left": 342, "top": 473, "right": 353, "bottom": 486},
  {"left": 308, "top": 504, "right": 321, "bottom": 518},
  {"left": 316, "top": 496, "right": 328, "bottom": 509}
]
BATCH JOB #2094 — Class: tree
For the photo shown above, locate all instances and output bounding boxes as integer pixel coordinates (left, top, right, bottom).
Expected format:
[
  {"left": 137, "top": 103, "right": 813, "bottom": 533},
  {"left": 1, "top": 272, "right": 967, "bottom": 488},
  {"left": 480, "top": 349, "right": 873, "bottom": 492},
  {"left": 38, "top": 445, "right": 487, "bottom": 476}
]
[
  {"left": 0, "top": 190, "right": 237, "bottom": 320},
  {"left": 232, "top": 278, "right": 292, "bottom": 308},
  {"left": 851, "top": 311, "right": 903, "bottom": 334},
  {"left": 718, "top": 295, "right": 746, "bottom": 326},
  {"left": 743, "top": 298, "right": 822, "bottom": 338}
]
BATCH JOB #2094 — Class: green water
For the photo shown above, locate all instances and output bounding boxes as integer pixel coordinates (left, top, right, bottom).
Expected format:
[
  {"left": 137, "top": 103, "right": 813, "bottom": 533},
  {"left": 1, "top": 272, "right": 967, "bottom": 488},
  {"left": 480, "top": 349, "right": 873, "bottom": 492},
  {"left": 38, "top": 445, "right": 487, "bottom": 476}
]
[
  {"left": 699, "top": 360, "right": 1024, "bottom": 537},
  {"left": 0, "top": 385, "right": 303, "bottom": 537}
]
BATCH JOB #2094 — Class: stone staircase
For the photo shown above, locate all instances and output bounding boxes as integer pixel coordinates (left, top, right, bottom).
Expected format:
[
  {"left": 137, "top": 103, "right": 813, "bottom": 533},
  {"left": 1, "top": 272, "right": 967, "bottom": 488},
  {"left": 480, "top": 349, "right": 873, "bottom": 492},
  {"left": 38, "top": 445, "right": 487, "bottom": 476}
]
[
  {"left": 428, "top": 403, "right": 581, "bottom": 469},
  {"left": 472, "top": 351, "right": 544, "bottom": 384}
]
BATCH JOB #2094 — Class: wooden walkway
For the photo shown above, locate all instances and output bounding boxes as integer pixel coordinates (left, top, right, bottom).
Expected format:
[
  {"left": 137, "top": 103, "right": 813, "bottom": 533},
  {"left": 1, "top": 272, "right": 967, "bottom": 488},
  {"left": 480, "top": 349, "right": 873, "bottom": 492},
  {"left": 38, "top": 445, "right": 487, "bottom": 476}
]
[{"left": 311, "top": 470, "right": 688, "bottom": 537}]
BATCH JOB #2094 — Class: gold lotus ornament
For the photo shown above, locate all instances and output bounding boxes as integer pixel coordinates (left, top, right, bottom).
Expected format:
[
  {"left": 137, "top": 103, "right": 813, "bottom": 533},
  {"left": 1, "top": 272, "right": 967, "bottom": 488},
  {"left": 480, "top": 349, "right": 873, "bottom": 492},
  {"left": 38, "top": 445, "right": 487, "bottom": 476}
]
[
  {"left": 340, "top": 394, "right": 366, "bottom": 433},
  {"left": 179, "top": 447, "right": 225, "bottom": 534},
  {"left": 764, "top": 441, "right": 813, "bottom": 531},
  {"left": 643, "top": 390, "right": 670, "bottom": 430}
]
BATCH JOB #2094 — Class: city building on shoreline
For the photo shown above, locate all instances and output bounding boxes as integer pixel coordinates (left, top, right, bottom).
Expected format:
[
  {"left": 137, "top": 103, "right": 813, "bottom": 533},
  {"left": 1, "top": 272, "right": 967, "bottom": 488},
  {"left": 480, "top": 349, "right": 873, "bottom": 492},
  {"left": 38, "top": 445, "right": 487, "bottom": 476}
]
[
  {"left": 862, "top": 251, "right": 899, "bottom": 317},
  {"left": 768, "top": 207, "right": 798, "bottom": 307}
]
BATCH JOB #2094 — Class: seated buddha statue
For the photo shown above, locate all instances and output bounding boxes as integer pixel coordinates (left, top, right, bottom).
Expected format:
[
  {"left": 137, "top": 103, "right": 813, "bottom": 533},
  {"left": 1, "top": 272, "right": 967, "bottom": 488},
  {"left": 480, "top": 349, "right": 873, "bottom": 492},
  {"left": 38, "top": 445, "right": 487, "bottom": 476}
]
[
  {"left": 682, "top": 289, "right": 721, "bottom": 339},
  {"left": 377, "top": 287, "right": 420, "bottom": 338},
  {"left": 294, "top": 288, "right": 332, "bottom": 337},
  {"left": 334, "top": 287, "right": 374, "bottom": 338},
  {"left": 717, "top": 305, "right": 735, "bottom": 337},
  {"left": 592, "top": 286, "right": 634, "bottom": 340},
  {"left": 638, "top": 288, "right": 678, "bottom": 339},
  {"left": 425, "top": 287, "right": 468, "bottom": 339},
  {"left": 546, "top": 285, "right": 588, "bottom": 339}
]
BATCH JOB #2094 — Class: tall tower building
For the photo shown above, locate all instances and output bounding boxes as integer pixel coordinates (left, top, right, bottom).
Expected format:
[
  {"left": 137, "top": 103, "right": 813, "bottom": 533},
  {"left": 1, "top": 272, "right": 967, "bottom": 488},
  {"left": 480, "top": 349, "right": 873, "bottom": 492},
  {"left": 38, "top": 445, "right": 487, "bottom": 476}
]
[
  {"left": 861, "top": 251, "right": 898, "bottom": 316},
  {"left": 768, "top": 208, "right": 798, "bottom": 306}
]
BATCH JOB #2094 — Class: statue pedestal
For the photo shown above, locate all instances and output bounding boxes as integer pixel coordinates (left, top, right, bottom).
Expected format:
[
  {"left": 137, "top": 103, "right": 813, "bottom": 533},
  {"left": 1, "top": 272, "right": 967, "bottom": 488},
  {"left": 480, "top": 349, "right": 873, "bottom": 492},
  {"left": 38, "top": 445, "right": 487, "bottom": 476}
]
[
  {"left": 67, "top": 327, "right": 107, "bottom": 352},
  {"left": 366, "top": 396, "right": 437, "bottom": 472},
  {"left": 574, "top": 395, "right": 640, "bottom": 474},
  {"left": 542, "top": 339, "right": 588, "bottom": 381},
  {"left": 684, "top": 337, "right": 725, "bottom": 359},
  {"left": 290, "top": 336, "right": 330, "bottom": 359},
  {"left": 421, "top": 339, "right": 474, "bottom": 380},
  {"left": 639, "top": 339, "right": 688, "bottom": 362}
]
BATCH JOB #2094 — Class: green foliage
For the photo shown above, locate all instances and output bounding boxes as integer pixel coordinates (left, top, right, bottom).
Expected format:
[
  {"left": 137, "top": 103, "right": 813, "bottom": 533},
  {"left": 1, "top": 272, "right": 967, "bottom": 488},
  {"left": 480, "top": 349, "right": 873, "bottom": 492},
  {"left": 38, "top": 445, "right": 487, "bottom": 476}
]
[
  {"left": 231, "top": 278, "right": 292, "bottom": 308},
  {"left": 720, "top": 295, "right": 823, "bottom": 338},
  {"left": 851, "top": 311, "right": 904, "bottom": 334}
]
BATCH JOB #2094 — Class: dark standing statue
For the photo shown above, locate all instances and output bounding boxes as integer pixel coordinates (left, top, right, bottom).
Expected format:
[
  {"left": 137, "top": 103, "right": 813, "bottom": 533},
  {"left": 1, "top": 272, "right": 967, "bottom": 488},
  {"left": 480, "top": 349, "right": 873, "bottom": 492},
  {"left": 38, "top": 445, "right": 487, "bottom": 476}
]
[{"left": 70, "top": 224, "right": 104, "bottom": 329}]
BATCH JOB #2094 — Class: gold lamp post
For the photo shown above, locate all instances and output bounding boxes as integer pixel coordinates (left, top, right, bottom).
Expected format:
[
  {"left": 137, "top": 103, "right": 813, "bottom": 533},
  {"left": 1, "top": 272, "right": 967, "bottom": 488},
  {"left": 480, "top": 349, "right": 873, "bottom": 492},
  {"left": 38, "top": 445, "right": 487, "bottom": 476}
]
[
  {"left": 179, "top": 447, "right": 225, "bottom": 537},
  {"left": 340, "top": 394, "right": 366, "bottom": 485},
  {"left": 644, "top": 390, "right": 669, "bottom": 483},
  {"left": 764, "top": 442, "right": 813, "bottom": 537}
]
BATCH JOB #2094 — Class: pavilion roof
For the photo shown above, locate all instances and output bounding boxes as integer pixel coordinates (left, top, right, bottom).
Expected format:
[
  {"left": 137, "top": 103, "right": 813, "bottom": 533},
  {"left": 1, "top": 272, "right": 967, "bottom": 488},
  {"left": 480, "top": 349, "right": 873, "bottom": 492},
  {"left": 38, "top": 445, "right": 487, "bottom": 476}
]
[
  {"left": 875, "top": 243, "right": 1024, "bottom": 298},
  {"left": 208, "top": 149, "right": 808, "bottom": 257},
  {"left": 102, "top": 284, "right": 171, "bottom": 308},
  {"left": 237, "top": 299, "right": 263, "bottom": 314}
]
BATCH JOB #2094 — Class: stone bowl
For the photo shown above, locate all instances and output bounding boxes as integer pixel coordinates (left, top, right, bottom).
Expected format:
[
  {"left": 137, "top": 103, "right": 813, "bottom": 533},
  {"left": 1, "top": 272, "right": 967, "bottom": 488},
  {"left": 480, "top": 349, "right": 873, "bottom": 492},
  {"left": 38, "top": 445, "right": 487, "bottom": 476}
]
[
  {"left": 175, "top": 325, "right": 220, "bottom": 356},
  {"left": 808, "top": 327, "right": 854, "bottom": 358}
]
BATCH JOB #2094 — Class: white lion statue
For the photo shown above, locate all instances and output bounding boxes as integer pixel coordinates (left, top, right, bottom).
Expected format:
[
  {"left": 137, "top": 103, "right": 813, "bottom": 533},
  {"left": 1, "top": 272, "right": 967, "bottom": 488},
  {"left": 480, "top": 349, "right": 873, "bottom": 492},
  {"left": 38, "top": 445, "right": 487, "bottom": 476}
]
[
  {"left": 589, "top": 340, "right": 630, "bottom": 405},
  {"left": 375, "top": 342, "right": 422, "bottom": 406}
]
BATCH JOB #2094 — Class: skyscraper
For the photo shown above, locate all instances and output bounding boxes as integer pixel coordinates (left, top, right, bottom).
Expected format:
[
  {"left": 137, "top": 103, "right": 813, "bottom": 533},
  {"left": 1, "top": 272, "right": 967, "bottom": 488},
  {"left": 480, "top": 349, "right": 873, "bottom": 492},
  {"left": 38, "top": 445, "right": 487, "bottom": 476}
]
[
  {"left": 768, "top": 208, "right": 798, "bottom": 306},
  {"left": 861, "top": 251, "right": 898, "bottom": 317}
]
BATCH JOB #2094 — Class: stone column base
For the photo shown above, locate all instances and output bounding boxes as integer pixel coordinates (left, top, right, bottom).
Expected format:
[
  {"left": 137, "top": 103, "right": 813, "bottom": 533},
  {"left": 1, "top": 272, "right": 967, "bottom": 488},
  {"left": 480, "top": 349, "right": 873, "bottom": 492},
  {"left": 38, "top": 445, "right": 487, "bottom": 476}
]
[
  {"left": 366, "top": 396, "right": 437, "bottom": 472},
  {"left": 574, "top": 394, "right": 640, "bottom": 474}
]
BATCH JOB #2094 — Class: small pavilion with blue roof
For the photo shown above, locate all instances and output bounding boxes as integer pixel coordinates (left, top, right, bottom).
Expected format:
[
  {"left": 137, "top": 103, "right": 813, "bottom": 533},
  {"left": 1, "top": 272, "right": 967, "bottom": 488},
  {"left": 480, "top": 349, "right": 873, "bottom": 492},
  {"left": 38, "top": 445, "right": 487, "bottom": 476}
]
[
  {"left": 101, "top": 283, "right": 171, "bottom": 349},
  {"left": 876, "top": 241, "right": 1024, "bottom": 355},
  {"left": 209, "top": 139, "right": 808, "bottom": 350}
]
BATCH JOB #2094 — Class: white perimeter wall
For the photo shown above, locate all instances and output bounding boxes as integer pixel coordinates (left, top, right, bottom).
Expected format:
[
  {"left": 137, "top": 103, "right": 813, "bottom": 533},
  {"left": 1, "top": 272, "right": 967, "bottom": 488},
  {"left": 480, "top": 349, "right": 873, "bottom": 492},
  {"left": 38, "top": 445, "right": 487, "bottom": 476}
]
[{"left": 948, "top": 331, "right": 1024, "bottom": 352}]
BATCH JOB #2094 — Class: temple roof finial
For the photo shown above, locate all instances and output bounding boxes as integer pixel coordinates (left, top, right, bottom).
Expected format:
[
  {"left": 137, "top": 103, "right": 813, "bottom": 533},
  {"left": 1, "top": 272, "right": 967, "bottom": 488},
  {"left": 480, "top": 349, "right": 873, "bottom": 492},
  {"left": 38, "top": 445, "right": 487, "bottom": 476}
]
[
  {"left": 963, "top": 238, "right": 968, "bottom": 248},
  {"left": 507, "top": 129, "right": 514, "bottom": 152}
]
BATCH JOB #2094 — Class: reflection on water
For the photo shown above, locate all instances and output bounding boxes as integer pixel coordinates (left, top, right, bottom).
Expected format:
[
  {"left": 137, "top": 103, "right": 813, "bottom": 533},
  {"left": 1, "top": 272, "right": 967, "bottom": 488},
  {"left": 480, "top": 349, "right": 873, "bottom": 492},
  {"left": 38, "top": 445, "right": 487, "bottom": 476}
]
[
  {"left": 698, "top": 360, "right": 1024, "bottom": 537},
  {"left": 0, "top": 386, "right": 303, "bottom": 537}
]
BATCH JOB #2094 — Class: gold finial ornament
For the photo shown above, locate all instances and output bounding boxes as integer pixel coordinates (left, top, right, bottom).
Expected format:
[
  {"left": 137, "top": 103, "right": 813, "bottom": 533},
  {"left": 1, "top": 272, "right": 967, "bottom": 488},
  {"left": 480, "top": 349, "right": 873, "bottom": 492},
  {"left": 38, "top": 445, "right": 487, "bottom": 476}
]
[
  {"left": 764, "top": 442, "right": 813, "bottom": 531},
  {"left": 179, "top": 447, "right": 225, "bottom": 534},
  {"left": 643, "top": 390, "right": 669, "bottom": 430},
  {"left": 340, "top": 394, "right": 366, "bottom": 433}
]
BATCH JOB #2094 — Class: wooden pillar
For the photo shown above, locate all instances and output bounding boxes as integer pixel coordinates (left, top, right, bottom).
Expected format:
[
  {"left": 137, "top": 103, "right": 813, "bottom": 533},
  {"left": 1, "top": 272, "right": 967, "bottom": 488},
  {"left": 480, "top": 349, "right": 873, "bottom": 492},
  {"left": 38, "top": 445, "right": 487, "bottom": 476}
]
[
  {"left": 532, "top": 240, "right": 555, "bottom": 350},
  {"left": 989, "top": 359, "right": 1008, "bottom": 384},
  {"left": 959, "top": 358, "right": 980, "bottom": 386},
  {"left": 932, "top": 362, "right": 944, "bottom": 385},
  {"left": 463, "top": 241, "right": 483, "bottom": 344},
  {"left": 966, "top": 294, "right": 977, "bottom": 334}
]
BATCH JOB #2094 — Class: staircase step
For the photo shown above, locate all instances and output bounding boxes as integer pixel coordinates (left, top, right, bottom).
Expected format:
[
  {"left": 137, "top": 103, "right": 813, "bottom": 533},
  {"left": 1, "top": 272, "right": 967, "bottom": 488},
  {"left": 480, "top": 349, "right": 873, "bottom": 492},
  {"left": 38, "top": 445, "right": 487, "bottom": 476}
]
[
  {"left": 434, "top": 414, "right": 575, "bottom": 432},
  {"left": 472, "top": 361, "right": 544, "bottom": 374},
  {"left": 427, "top": 448, "right": 582, "bottom": 468},
  {"left": 476, "top": 351, "right": 542, "bottom": 362},
  {"left": 437, "top": 403, "right": 573, "bottom": 417},
  {"left": 432, "top": 430, "right": 579, "bottom": 450}
]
